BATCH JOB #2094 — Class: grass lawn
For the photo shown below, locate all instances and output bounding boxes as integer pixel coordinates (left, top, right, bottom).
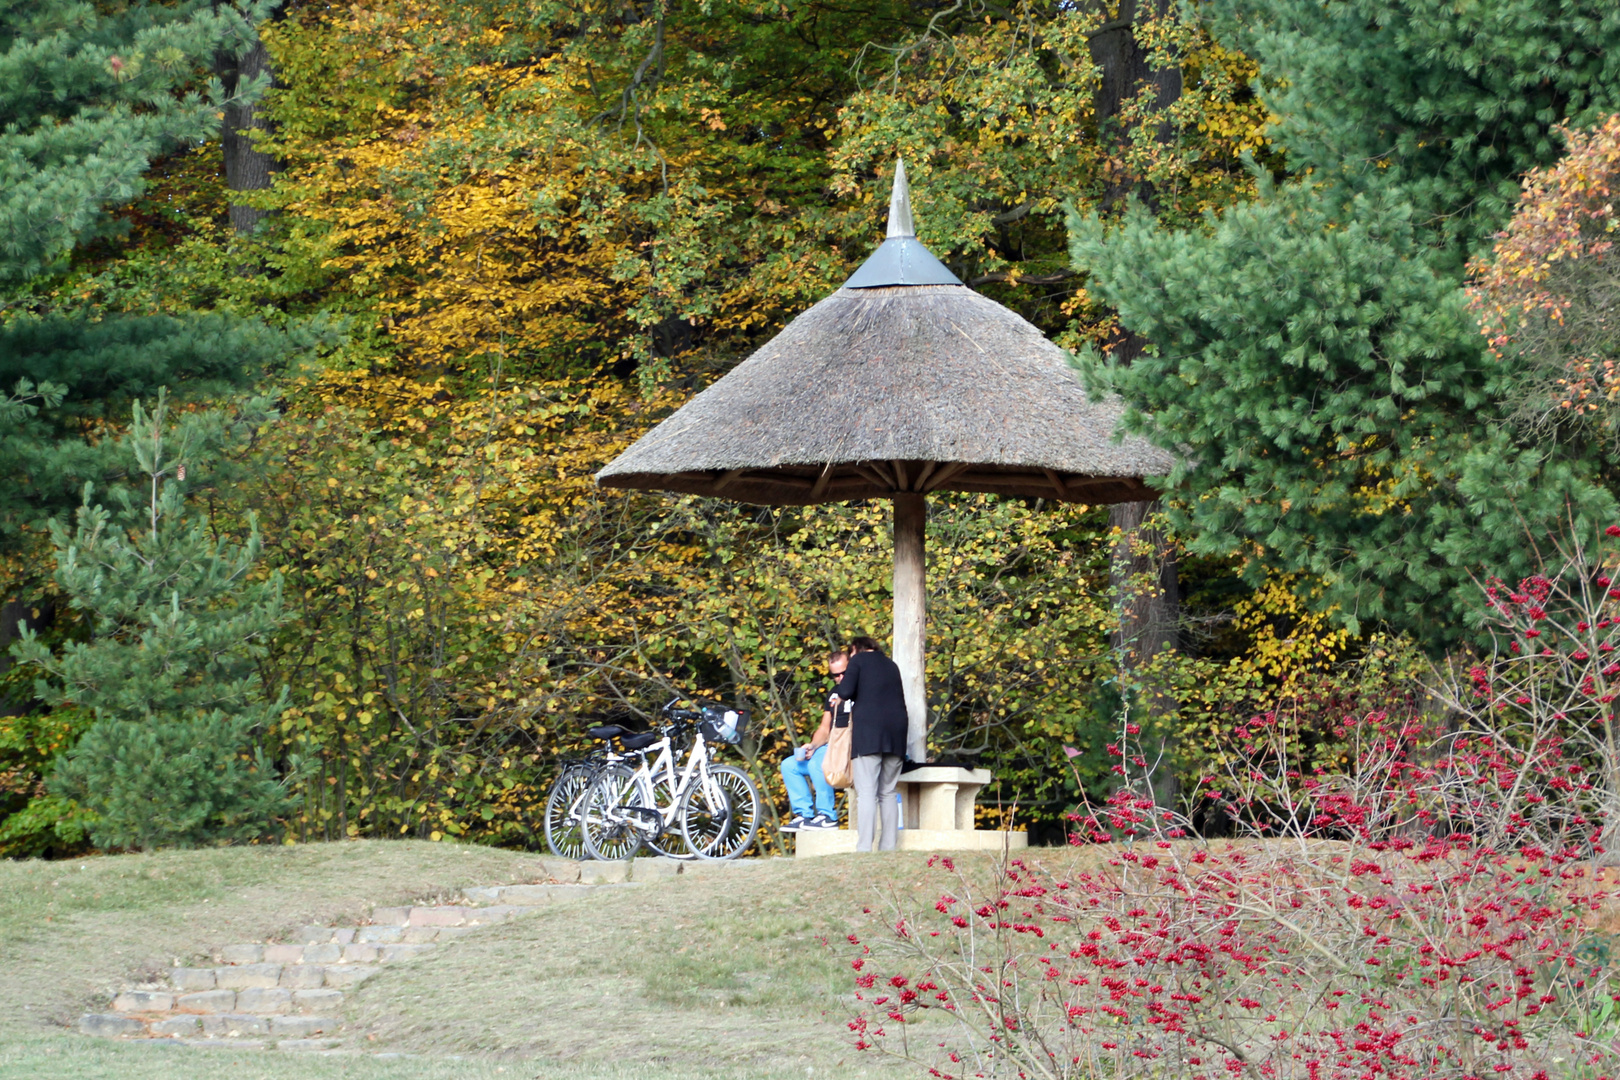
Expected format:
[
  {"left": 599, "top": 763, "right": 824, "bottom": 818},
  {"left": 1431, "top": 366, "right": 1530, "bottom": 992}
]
[
  {"left": 0, "top": 839, "right": 1019, "bottom": 1079},
  {"left": 0, "top": 1036, "right": 861, "bottom": 1080}
]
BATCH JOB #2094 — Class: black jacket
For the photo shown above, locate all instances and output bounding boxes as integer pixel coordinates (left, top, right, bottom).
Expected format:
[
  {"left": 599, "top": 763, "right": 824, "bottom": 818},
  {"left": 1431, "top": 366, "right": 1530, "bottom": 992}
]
[{"left": 832, "top": 650, "right": 909, "bottom": 757}]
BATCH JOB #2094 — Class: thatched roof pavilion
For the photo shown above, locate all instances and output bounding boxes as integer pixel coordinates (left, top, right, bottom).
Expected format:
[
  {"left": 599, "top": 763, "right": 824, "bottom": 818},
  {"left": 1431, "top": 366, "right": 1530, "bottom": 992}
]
[{"left": 598, "top": 161, "right": 1173, "bottom": 761}]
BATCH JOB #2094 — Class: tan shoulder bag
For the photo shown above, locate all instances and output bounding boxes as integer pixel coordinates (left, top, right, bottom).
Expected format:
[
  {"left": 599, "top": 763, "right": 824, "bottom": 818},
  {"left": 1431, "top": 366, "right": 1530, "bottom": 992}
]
[{"left": 822, "top": 703, "right": 854, "bottom": 790}]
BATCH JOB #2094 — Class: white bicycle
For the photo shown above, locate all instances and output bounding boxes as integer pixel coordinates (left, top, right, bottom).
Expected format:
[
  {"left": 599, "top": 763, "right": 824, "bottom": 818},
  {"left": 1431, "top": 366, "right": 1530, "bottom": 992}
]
[
  {"left": 541, "top": 725, "right": 659, "bottom": 860},
  {"left": 579, "top": 699, "right": 761, "bottom": 861}
]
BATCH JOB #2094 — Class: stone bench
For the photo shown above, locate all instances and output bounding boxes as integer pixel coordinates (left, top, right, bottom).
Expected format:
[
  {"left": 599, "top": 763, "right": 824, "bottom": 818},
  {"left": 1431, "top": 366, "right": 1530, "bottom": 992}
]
[
  {"left": 894, "top": 765, "right": 989, "bottom": 831},
  {"left": 795, "top": 764, "right": 1027, "bottom": 857}
]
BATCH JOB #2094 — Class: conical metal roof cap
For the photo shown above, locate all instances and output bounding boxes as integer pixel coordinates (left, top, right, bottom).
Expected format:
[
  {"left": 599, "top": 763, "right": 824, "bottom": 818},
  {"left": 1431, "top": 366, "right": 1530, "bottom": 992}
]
[
  {"left": 885, "top": 157, "right": 917, "bottom": 238},
  {"left": 844, "top": 159, "right": 962, "bottom": 288}
]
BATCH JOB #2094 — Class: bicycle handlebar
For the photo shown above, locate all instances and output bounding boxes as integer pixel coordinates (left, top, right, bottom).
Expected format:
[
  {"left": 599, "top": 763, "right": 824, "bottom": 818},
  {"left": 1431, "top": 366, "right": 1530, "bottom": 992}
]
[
  {"left": 659, "top": 699, "right": 712, "bottom": 725},
  {"left": 584, "top": 697, "right": 737, "bottom": 740}
]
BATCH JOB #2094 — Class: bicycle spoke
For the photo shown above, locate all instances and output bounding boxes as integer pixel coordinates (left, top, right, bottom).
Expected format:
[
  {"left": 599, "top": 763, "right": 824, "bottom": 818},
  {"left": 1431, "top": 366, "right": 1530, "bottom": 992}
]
[
  {"left": 680, "top": 765, "right": 760, "bottom": 861},
  {"left": 543, "top": 767, "right": 593, "bottom": 861},
  {"left": 582, "top": 765, "right": 644, "bottom": 861},
  {"left": 643, "top": 772, "right": 690, "bottom": 858}
]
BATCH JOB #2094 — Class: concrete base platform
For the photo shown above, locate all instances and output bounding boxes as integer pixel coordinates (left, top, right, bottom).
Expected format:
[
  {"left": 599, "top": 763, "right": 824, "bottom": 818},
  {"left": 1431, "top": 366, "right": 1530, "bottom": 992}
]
[{"left": 793, "top": 827, "right": 1027, "bottom": 857}]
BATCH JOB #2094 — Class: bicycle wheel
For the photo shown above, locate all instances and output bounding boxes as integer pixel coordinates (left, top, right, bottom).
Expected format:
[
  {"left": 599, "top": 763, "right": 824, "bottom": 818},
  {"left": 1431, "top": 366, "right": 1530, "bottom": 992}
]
[
  {"left": 679, "top": 765, "right": 760, "bottom": 861},
  {"left": 542, "top": 766, "right": 593, "bottom": 860},
  {"left": 581, "top": 764, "right": 649, "bottom": 861}
]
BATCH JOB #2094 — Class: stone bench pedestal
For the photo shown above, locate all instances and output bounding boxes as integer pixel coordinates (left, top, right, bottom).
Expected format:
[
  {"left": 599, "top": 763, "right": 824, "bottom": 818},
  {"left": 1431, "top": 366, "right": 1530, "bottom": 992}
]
[
  {"left": 795, "top": 765, "right": 1028, "bottom": 857},
  {"left": 896, "top": 765, "right": 985, "bottom": 830}
]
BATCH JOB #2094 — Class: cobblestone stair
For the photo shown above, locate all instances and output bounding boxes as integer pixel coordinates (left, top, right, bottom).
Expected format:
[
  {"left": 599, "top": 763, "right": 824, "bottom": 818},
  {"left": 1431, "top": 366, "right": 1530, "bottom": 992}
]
[{"left": 76, "top": 856, "right": 684, "bottom": 1050}]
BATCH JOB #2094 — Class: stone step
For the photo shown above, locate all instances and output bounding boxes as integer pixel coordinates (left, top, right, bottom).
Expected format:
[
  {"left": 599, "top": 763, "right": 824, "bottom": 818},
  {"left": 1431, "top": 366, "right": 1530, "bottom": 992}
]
[
  {"left": 237, "top": 924, "right": 471, "bottom": 952},
  {"left": 76, "top": 865, "right": 728, "bottom": 1048},
  {"left": 458, "top": 883, "right": 602, "bottom": 905},
  {"left": 117, "top": 986, "right": 347, "bottom": 1015},
  {"left": 80, "top": 1012, "right": 341, "bottom": 1039},
  {"left": 476, "top": 857, "right": 636, "bottom": 885},
  {"left": 455, "top": 868, "right": 692, "bottom": 908},
  {"left": 171, "top": 962, "right": 379, "bottom": 991},
  {"left": 455, "top": 855, "right": 691, "bottom": 894},
  {"left": 78, "top": 910, "right": 447, "bottom": 1043},
  {"left": 179, "top": 1037, "right": 342, "bottom": 1051},
  {"left": 202, "top": 938, "right": 444, "bottom": 969}
]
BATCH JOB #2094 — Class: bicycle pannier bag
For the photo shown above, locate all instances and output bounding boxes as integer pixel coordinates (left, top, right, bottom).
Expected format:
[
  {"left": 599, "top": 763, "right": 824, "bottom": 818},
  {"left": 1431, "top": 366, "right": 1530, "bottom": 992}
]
[{"left": 822, "top": 704, "right": 854, "bottom": 790}]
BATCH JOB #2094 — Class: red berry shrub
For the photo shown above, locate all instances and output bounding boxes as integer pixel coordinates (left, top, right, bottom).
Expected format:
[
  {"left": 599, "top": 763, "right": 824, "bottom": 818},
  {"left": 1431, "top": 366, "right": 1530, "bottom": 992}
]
[
  {"left": 849, "top": 533, "right": 1620, "bottom": 1079},
  {"left": 852, "top": 836, "right": 1611, "bottom": 1079},
  {"left": 1431, "top": 533, "right": 1620, "bottom": 856}
]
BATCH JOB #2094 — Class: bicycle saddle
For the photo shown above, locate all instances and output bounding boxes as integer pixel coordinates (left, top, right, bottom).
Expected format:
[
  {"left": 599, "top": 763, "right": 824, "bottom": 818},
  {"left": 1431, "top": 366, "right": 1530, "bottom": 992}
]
[
  {"left": 587, "top": 724, "right": 629, "bottom": 740},
  {"left": 620, "top": 731, "right": 658, "bottom": 750}
]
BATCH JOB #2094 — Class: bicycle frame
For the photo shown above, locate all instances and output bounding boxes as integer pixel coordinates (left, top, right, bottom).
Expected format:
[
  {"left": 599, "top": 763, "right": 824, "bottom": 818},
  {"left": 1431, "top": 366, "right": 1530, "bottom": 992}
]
[{"left": 601, "top": 726, "right": 716, "bottom": 839}]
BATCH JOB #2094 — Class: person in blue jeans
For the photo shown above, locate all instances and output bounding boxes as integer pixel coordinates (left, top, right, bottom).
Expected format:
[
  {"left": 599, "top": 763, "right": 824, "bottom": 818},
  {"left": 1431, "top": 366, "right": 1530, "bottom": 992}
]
[{"left": 780, "top": 649, "right": 847, "bottom": 832}]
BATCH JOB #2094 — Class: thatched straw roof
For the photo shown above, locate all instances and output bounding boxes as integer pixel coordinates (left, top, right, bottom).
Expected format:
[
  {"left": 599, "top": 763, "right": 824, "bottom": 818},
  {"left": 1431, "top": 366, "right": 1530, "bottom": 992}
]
[
  {"left": 597, "top": 283, "right": 1173, "bottom": 505},
  {"left": 596, "top": 163, "right": 1174, "bottom": 507}
]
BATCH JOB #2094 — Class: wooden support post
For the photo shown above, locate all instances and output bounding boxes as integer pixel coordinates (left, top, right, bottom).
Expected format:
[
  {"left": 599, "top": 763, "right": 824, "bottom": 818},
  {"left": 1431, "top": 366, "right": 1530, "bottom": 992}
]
[{"left": 892, "top": 493, "right": 928, "bottom": 763}]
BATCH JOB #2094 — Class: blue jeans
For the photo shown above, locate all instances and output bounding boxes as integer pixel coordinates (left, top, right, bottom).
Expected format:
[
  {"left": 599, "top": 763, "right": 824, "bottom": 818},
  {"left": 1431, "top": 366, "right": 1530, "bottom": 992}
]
[{"left": 780, "top": 746, "right": 837, "bottom": 820}]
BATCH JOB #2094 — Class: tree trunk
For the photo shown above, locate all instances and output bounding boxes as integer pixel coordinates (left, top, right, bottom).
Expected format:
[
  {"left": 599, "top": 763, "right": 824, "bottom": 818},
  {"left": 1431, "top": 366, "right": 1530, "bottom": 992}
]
[
  {"left": 892, "top": 493, "right": 928, "bottom": 764},
  {"left": 1108, "top": 501, "right": 1178, "bottom": 664},
  {"left": 215, "top": 10, "right": 282, "bottom": 235},
  {"left": 1092, "top": 0, "right": 1184, "bottom": 807},
  {"left": 1088, "top": 0, "right": 1183, "bottom": 214},
  {"left": 1108, "top": 499, "right": 1180, "bottom": 802},
  {"left": 0, "top": 597, "right": 53, "bottom": 717}
]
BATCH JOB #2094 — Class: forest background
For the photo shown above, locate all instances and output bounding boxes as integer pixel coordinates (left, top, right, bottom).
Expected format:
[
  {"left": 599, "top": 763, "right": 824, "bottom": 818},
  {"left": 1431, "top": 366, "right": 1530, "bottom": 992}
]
[{"left": 3, "top": 0, "right": 1617, "bottom": 857}]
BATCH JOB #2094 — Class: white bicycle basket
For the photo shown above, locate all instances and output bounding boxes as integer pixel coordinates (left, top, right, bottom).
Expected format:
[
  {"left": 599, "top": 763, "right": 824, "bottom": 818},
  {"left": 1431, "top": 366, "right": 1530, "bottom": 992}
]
[{"left": 699, "top": 705, "right": 748, "bottom": 745}]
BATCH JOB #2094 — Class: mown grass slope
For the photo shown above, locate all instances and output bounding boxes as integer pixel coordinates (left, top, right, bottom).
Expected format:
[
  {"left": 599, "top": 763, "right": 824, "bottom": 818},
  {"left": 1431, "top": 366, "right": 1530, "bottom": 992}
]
[{"left": 0, "top": 840, "right": 1015, "bottom": 1078}]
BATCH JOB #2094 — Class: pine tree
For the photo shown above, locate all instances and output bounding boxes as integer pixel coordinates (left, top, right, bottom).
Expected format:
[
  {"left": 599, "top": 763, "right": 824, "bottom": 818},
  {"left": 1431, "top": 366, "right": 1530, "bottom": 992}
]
[
  {"left": 0, "top": 0, "right": 274, "bottom": 279},
  {"left": 1069, "top": 0, "right": 1620, "bottom": 650},
  {"left": 0, "top": 0, "right": 301, "bottom": 548},
  {"left": 10, "top": 393, "right": 293, "bottom": 850}
]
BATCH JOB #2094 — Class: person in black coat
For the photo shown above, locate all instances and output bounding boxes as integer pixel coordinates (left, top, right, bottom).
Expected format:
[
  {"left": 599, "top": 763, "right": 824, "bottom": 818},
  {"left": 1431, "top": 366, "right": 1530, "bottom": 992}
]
[{"left": 831, "top": 635, "right": 909, "bottom": 852}]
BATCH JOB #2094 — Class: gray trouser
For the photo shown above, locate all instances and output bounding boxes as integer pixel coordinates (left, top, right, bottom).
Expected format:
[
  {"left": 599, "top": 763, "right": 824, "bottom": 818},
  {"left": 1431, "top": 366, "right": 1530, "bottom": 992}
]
[{"left": 853, "top": 753, "right": 904, "bottom": 852}]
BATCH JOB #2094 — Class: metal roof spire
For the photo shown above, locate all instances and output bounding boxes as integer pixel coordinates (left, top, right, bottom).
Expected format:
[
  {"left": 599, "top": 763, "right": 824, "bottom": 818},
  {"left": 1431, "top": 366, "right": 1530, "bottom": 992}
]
[
  {"left": 886, "top": 158, "right": 916, "bottom": 238},
  {"left": 842, "top": 158, "right": 961, "bottom": 289}
]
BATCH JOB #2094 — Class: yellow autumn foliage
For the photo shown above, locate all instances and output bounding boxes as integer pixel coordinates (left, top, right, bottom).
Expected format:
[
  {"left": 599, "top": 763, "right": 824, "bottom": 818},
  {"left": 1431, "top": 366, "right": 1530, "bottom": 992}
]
[{"left": 0, "top": 0, "right": 1308, "bottom": 854}]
